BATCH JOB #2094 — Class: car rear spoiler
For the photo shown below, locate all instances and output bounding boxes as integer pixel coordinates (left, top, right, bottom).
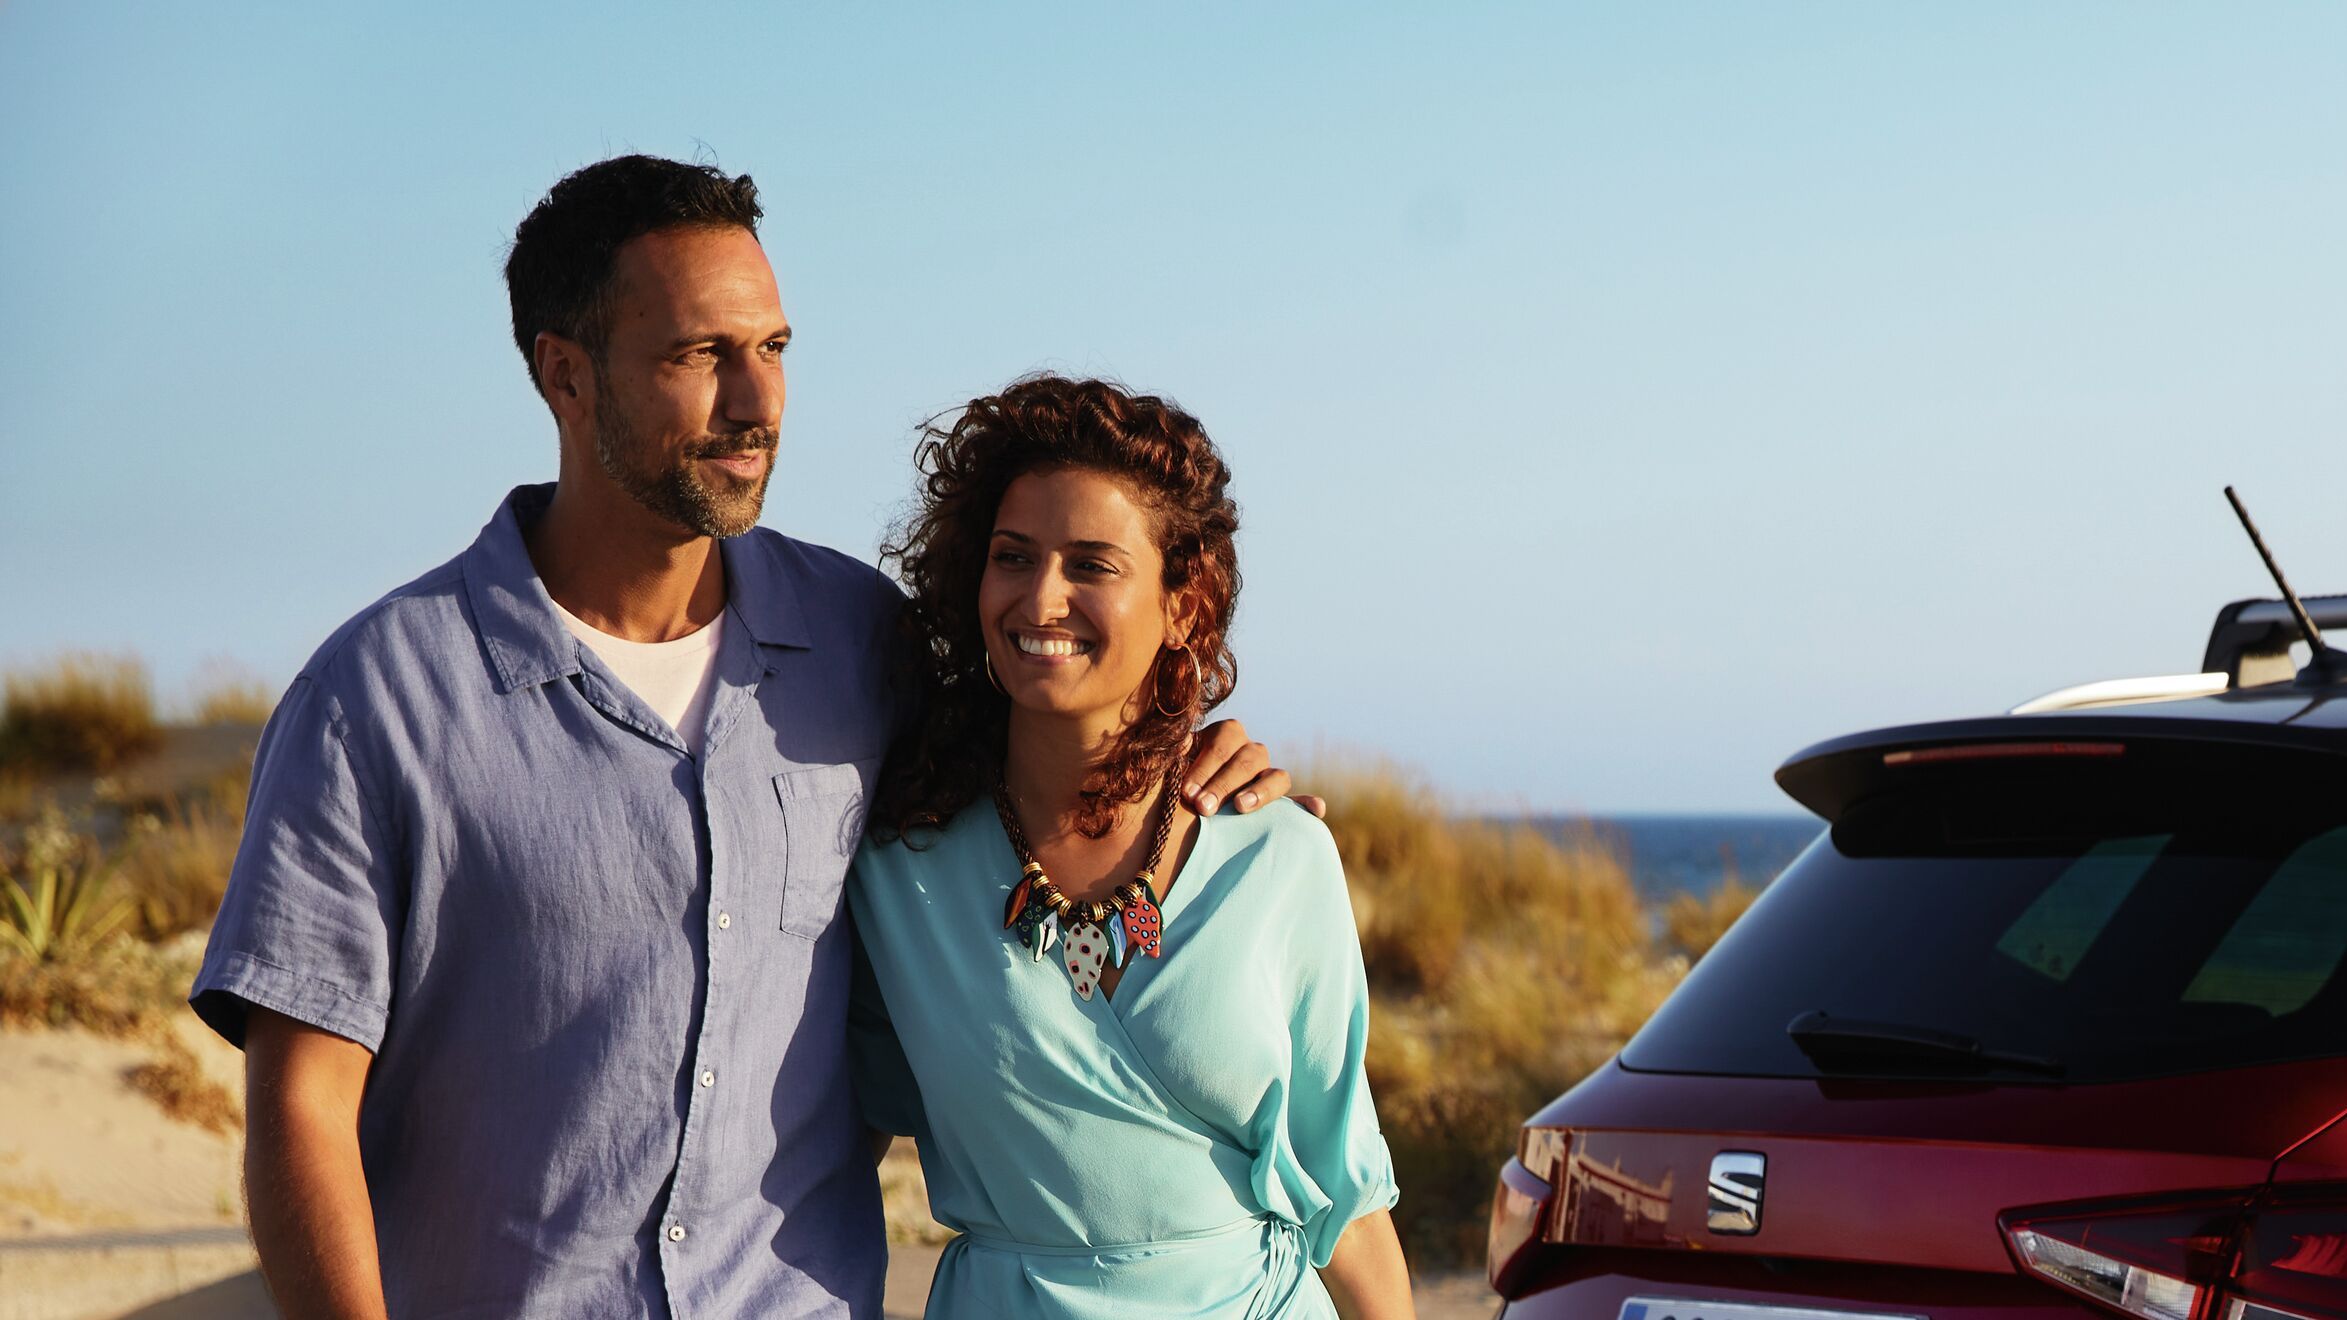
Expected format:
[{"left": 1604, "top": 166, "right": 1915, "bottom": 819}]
[
  {"left": 1775, "top": 713, "right": 2347, "bottom": 824},
  {"left": 2204, "top": 594, "right": 2347, "bottom": 687}
]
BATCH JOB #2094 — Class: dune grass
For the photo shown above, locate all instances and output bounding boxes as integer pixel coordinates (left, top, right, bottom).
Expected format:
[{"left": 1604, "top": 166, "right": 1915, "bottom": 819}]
[
  {"left": 0, "top": 800, "right": 242, "bottom": 1130},
  {"left": 117, "top": 765, "right": 249, "bottom": 940},
  {"left": 0, "top": 662, "right": 1768, "bottom": 1251},
  {"left": 1319, "top": 765, "right": 1690, "bottom": 1266},
  {"left": 1660, "top": 874, "right": 1761, "bottom": 962},
  {"left": 186, "top": 662, "right": 278, "bottom": 727},
  {"left": 0, "top": 653, "right": 162, "bottom": 774},
  {"left": 127, "top": 1033, "right": 242, "bottom": 1135}
]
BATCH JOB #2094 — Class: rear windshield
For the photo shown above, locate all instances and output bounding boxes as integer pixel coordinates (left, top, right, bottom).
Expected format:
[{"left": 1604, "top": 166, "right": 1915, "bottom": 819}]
[{"left": 1622, "top": 757, "right": 2347, "bottom": 1084}]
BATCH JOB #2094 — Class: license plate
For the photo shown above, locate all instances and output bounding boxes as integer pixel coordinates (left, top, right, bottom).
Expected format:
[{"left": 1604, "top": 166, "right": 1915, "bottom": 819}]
[{"left": 1620, "top": 1301, "right": 1926, "bottom": 1320}]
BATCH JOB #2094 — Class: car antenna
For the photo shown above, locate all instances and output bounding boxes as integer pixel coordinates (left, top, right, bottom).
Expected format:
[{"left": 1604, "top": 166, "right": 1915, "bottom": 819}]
[{"left": 2224, "top": 486, "right": 2347, "bottom": 685}]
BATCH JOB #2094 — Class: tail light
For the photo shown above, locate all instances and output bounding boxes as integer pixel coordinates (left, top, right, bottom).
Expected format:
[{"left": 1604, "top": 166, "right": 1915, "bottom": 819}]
[
  {"left": 2005, "top": 1196, "right": 2237, "bottom": 1319},
  {"left": 1488, "top": 1126, "right": 1566, "bottom": 1295},
  {"left": 2005, "top": 1185, "right": 2347, "bottom": 1320},
  {"left": 2229, "top": 1183, "right": 2347, "bottom": 1319}
]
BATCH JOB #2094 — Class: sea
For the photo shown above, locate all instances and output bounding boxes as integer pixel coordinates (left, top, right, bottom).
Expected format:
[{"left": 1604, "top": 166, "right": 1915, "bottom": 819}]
[{"left": 1516, "top": 814, "right": 1826, "bottom": 903}]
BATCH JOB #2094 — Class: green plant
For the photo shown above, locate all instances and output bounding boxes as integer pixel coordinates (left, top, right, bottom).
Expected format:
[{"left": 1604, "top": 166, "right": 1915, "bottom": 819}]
[
  {"left": 0, "top": 808, "right": 134, "bottom": 962},
  {"left": 0, "top": 653, "right": 161, "bottom": 773}
]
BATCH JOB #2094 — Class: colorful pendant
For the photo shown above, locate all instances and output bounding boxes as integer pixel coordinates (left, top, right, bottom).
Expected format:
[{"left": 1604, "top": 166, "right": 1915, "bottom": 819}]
[
  {"left": 1012, "top": 897, "right": 1051, "bottom": 950},
  {"left": 1108, "top": 917, "right": 1129, "bottom": 967},
  {"left": 1122, "top": 893, "right": 1164, "bottom": 959},
  {"left": 1002, "top": 867, "right": 1040, "bottom": 929},
  {"left": 1064, "top": 920, "right": 1108, "bottom": 1000},
  {"left": 1031, "top": 911, "right": 1060, "bottom": 963}
]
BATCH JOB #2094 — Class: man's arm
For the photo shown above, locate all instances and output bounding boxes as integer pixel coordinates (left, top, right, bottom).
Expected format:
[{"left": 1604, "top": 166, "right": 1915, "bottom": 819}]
[
  {"left": 1184, "top": 719, "right": 1325, "bottom": 818},
  {"left": 244, "top": 1006, "right": 389, "bottom": 1320}
]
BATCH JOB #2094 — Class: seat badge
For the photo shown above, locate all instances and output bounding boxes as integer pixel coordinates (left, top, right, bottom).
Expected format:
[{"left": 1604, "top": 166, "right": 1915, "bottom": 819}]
[{"left": 1707, "top": 1151, "right": 1765, "bottom": 1235}]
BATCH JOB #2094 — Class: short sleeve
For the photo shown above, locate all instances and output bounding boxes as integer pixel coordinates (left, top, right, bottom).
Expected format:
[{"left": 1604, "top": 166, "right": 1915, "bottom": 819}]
[
  {"left": 189, "top": 675, "right": 400, "bottom": 1051},
  {"left": 1270, "top": 814, "right": 1400, "bottom": 1267},
  {"left": 847, "top": 897, "right": 929, "bottom": 1139}
]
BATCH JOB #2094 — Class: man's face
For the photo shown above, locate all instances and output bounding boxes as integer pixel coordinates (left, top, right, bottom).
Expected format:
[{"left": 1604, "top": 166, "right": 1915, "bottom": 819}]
[{"left": 586, "top": 226, "right": 791, "bottom": 538}]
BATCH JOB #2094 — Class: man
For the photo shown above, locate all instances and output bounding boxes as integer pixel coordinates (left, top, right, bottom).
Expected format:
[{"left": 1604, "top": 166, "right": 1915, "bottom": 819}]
[{"left": 191, "top": 155, "right": 1291, "bottom": 1319}]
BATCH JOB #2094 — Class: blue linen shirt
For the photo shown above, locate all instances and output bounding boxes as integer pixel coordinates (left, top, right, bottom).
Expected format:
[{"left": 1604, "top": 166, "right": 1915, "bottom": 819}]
[{"left": 192, "top": 484, "right": 902, "bottom": 1319}]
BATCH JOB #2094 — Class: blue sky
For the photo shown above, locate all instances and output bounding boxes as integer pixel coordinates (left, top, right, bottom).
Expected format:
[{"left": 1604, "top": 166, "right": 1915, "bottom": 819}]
[{"left": 3, "top": 3, "right": 2343, "bottom": 812}]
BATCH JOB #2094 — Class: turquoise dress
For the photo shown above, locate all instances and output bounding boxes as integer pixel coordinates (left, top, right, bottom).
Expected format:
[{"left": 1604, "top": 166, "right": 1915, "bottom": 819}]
[{"left": 847, "top": 800, "right": 1398, "bottom": 1319}]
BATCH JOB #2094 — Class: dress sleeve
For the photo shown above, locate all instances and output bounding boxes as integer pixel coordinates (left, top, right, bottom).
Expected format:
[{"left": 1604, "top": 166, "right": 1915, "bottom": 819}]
[
  {"left": 847, "top": 889, "right": 929, "bottom": 1138},
  {"left": 188, "top": 675, "right": 400, "bottom": 1051},
  {"left": 1271, "top": 812, "right": 1400, "bottom": 1268}
]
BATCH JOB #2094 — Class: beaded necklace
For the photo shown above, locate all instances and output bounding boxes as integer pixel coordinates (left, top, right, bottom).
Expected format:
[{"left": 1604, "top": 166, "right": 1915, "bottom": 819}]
[{"left": 995, "top": 771, "right": 1175, "bottom": 1000}]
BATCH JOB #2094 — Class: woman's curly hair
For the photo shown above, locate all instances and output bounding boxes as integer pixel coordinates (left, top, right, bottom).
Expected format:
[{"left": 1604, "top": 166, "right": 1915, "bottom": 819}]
[{"left": 873, "top": 374, "right": 1241, "bottom": 843}]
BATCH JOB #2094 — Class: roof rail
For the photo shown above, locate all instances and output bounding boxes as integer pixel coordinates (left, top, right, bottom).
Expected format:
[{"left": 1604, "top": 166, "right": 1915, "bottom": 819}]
[
  {"left": 2202, "top": 594, "right": 2347, "bottom": 688},
  {"left": 2010, "top": 673, "right": 2229, "bottom": 715}
]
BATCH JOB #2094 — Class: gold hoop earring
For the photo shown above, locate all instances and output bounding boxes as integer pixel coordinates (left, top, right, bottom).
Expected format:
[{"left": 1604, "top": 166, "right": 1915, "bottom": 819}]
[
  {"left": 985, "top": 652, "right": 1008, "bottom": 695},
  {"left": 1153, "top": 643, "right": 1203, "bottom": 719}
]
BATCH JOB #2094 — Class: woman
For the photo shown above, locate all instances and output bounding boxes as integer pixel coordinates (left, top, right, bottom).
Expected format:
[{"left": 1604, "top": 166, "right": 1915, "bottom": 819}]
[{"left": 848, "top": 376, "right": 1413, "bottom": 1318}]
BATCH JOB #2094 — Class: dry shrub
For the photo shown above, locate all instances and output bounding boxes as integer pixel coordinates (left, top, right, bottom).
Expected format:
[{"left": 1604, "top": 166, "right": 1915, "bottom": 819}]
[
  {"left": 1660, "top": 875, "right": 1761, "bottom": 962},
  {"left": 0, "top": 931, "right": 195, "bottom": 1035},
  {"left": 1319, "top": 765, "right": 1679, "bottom": 1266},
  {"left": 0, "top": 805, "right": 228, "bottom": 1135},
  {"left": 187, "top": 662, "right": 277, "bottom": 727},
  {"left": 0, "top": 654, "right": 161, "bottom": 774},
  {"left": 0, "top": 927, "right": 232, "bottom": 1134},
  {"left": 117, "top": 771, "right": 248, "bottom": 940},
  {"left": 126, "top": 1034, "right": 241, "bottom": 1135},
  {"left": 0, "top": 769, "right": 41, "bottom": 824}
]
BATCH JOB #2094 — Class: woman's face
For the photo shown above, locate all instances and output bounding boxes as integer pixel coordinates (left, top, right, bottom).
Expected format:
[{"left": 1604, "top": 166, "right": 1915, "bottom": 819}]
[{"left": 980, "top": 467, "right": 1184, "bottom": 727}]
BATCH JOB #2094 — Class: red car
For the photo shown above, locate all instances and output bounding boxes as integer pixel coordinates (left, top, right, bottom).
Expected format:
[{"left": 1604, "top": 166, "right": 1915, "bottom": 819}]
[{"left": 1488, "top": 594, "right": 2347, "bottom": 1319}]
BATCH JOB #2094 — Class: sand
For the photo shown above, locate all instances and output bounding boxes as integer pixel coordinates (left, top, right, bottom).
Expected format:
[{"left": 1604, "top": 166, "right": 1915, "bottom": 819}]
[
  {"left": 0, "top": 1022, "right": 244, "bottom": 1238},
  {"left": 0, "top": 1021, "right": 254, "bottom": 1320}
]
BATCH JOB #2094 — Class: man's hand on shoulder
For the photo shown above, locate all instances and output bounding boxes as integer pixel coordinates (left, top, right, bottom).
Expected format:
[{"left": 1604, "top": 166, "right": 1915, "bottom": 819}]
[{"left": 1182, "top": 720, "right": 1326, "bottom": 820}]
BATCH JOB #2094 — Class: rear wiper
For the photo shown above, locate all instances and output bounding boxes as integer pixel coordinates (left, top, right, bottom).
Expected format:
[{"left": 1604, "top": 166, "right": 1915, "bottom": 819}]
[{"left": 1786, "top": 1010, "right": 2066, "bottom": 1078}]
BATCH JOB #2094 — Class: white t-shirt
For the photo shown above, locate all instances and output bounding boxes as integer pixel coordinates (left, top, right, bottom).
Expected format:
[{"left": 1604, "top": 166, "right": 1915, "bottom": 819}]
[{"left": 550, "top": 598, "right": 727, "bottom": 757}]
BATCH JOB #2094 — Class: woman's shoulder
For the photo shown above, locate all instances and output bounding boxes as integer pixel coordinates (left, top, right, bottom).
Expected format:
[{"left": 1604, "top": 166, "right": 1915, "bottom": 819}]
[
  {"left": 1207, "top": 799, "right": 1347, "bottom": 904},
  {"left": 1215, "top": 796, "right": 1337, "bottom": 851}
]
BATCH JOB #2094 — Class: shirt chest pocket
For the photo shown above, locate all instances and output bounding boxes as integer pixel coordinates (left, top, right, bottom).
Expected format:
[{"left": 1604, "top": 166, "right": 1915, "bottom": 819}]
[{"left": 773, "top": 760, "right": 877, "bottom": 940}]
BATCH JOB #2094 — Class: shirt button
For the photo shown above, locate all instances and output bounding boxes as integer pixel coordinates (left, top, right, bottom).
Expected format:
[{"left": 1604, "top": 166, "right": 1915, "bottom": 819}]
[
  {"left": 668, "top": 1224, "right": 687, "bottom": 1242},
  {"left": 717, "top": 912, "right": 732, "bottom": 930},
  {"left": 699, "top": 1070, "right": 716, "bottom": 1088}
]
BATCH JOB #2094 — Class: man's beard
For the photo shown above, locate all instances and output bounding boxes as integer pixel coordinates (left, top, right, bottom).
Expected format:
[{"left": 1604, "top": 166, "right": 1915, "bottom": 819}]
[{"left": 591, "top": 399, "right": 777, "bottom": 540}]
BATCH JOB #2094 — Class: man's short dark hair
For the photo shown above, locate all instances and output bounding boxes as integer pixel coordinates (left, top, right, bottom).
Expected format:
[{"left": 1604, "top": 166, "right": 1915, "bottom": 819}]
[{"left": 505, "top": 154, "right": 764, "bottom": 392}]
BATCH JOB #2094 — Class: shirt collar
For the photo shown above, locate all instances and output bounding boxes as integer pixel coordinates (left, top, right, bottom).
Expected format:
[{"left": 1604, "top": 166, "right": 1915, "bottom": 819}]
[
  {"left": 716, "top": 517, "right": 814, "bottom": 652},
  {"left": 462, "top": 483, "right": 813, "bottom": 696}
]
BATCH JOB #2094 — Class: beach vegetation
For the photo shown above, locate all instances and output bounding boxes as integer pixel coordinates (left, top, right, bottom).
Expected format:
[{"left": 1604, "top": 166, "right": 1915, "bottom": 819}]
[
  {"left": 0, "top": 653, "right": 1787, "bottom": 1241},
  {"left": 0, "top": 653, "right": 162, "bottom": 774},
  {"left": 186, "top": 662, "right": 278, "bottom": 727},
  {"left": 117, "top": 769, "right": 249, "bottom": 941},
  {"left": 1660, "top": 874, "right": 1761, "bottom": 961},
  {"left": 127, "top": 1033, "right": 242, "bottom": 1135},
  {"left": 0, "top": 806, "right": 135, "bottom": 963},
  {"left": 1320, "top": 764, "right": 1683, "bottom": 1266},
  {"left": 0, "top": 801, "right": 241, "bottom": 1131}
]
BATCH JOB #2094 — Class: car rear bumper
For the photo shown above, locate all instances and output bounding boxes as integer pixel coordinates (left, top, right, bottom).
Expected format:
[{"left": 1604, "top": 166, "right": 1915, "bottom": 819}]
[{"left": 1496, "top": 1249, "right": 2106, "bottom": 1318}]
